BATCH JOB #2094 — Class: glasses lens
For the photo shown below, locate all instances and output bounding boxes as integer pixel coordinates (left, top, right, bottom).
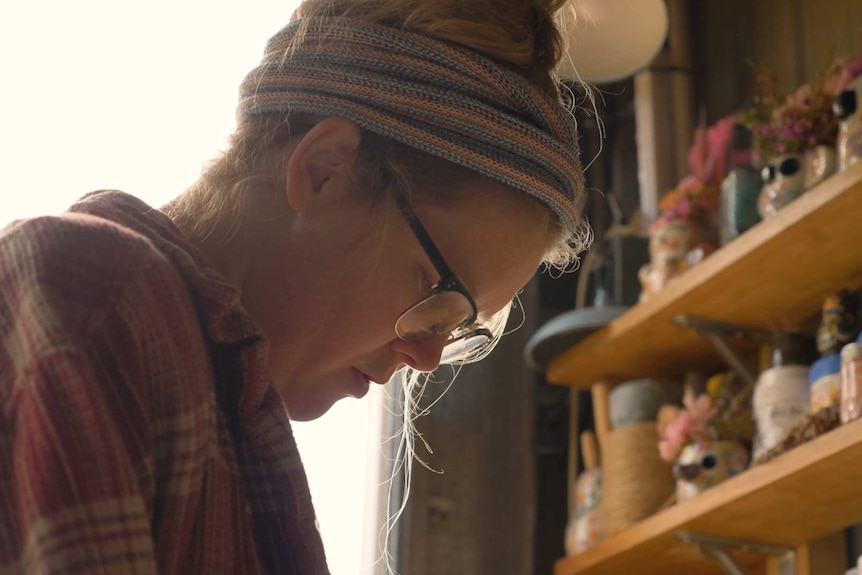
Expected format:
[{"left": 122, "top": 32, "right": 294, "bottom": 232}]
[
  {"left": 440, "top": 330, "right": 493, "bottom": 364},
  {"left": 396, "top": 290, "right": 474, "bottom": 340}
]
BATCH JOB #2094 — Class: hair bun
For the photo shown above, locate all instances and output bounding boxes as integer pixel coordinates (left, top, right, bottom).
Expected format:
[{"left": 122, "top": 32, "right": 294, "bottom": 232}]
[
  {"left": 295, "top": 0, "right": 570, "bottom": 96},
  {"left": 527, "top": 0, "right": 569, "bottom": 85}
]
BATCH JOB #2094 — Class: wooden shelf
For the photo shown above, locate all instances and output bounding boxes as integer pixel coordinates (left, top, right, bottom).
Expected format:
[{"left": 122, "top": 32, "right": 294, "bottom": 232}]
[
  {"left": 555, "top": 418, "right": 862, "bottom": 575},
  {"left": 546, "top": 162, "right": 862, "bottom": 389}
]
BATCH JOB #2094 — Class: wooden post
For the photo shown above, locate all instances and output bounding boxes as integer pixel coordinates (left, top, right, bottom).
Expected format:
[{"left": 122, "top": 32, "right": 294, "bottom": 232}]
[
  {"left": 581, "top": 431, "right": 600, "bottom": 472},
  {"left": 633, "top": 70, "right": 674, "bottom": 224},
  {"left": 667, "top": 0, "right": 694, "bottom": 185},
  {"left": 634, "top": 0, "right": 695, "bottom": 226},
  {"left": 765, "top": 532, "right": 847, "bottom": 575},
  {"left": 591, "top": 382, "right": 612, "bottom": 452},
  {"left": 567, "top": 390, "right": 580, "bottom": 517}
]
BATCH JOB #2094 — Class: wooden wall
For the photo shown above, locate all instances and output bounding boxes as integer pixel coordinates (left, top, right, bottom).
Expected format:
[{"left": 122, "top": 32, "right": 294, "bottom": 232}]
[
  {"left": 400, "top": 280, "right": 541, "bottom": 575},
  {"left": 692, "top": 0, "right": 862, "bottom": 123}
]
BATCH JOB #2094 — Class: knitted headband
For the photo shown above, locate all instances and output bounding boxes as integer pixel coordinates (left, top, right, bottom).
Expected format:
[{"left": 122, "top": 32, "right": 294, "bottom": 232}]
[{"left": 238, "top": 18, "right": 585, "bottom": 237}]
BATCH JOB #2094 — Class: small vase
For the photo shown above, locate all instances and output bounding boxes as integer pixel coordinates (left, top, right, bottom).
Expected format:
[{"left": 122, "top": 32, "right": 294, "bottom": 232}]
[
  {"left": 565, "top": 468, "right": 603, "bottom": 555},
  {"left": 719, "top": 166, "right": 762, "bottom": 245},
  {"left": 673, "top": 440, "right": 749, "bottom": 502},
  {"left": 803, "top": 145, "right": 836, "bottom": 190},
  {"left": 835, "top": 76, "right": 862, "bottom": 172},
  {"left": 758, "top": 153, "right": 805, "bottom": 219}
]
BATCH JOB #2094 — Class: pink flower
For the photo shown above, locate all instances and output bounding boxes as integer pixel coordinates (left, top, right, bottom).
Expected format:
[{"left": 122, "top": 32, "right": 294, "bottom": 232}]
[
  {"left": 683, "top": 388, "right": 716, "bottom": 421},
  {"left": 659, "top": 438, "right": 680, "bottom": 462},
  {"left": 741, "top": 51, "right": 852, "bottom": 156},
  {"left": 786, "top": 84, "right": 812, "bottom": 108},
  {"left": 658, "top": 390, "right": 719, "bottom": 462},
  {"left": 659, "top": 413, "right": 707, "bottom": 461},
  {"left": 687, "top": 115, "right": 736, "bottom": 187}
]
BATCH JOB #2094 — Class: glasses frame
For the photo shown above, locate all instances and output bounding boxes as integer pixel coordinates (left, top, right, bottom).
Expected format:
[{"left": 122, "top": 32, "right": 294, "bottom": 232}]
[{"left": 394, "top": 194, "right": 481, "bottom": 340}]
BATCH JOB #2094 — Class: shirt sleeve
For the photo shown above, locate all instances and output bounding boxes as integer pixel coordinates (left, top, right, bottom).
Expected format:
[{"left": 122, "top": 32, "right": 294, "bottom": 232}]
[
  {"left": 0, "top": 217, "right": 161, "bottom": 574},
  {"left": 0, "top": 343, "right": 158, "bottom": 575}
]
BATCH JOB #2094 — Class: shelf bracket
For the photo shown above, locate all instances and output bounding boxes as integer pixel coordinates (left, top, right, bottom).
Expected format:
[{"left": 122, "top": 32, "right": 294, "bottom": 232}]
[
  {"left": 676, "top": 533, "right": 797, "bottom": 575},
  {"left": 673, "top": 315, "right": 772, "bottom": 385}
]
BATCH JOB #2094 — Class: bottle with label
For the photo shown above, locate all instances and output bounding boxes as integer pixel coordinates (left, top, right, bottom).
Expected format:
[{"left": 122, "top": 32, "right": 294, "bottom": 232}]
[
  {"left": 753, "top": 365, "right": 811, "bottom": 460},
  {"left": 840, "top": 342, "right": 862, "bottom": 424},
  {"left": 809, "top": 354, "right": 842, "bottom": 413}
]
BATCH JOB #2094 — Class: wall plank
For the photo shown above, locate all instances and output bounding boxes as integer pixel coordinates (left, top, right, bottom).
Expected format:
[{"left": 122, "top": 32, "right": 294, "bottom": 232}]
[{"left": 693, "top": 0, "right": 861, "bottom": 122}]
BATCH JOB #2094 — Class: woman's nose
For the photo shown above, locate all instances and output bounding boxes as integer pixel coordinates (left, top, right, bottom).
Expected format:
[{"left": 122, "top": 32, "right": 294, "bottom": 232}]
[{"left": 392, "top": 336, "right": 446, "bottom": 372}]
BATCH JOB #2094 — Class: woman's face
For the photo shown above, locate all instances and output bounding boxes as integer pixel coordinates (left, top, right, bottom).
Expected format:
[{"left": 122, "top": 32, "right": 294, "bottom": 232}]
[{"left": 242, "top": 175, "right": 554, "bottom": 421}]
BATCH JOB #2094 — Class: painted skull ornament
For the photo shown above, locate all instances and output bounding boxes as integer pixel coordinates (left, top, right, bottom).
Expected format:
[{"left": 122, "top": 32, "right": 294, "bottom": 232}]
[
  {"left": 673, "top": 440, "right": 749, "bottom": 502},
  {"left": 758, "top": 154, "right": 805, "bottom": 219}
]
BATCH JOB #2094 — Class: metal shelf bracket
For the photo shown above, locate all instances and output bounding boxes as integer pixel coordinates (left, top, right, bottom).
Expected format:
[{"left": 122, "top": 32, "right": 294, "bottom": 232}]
[
  {"left": 676, "top": 532, "right": 797, "bottom": 575},
  {"left": 673, "top": 315, "right": 772, "bottom": 385}
]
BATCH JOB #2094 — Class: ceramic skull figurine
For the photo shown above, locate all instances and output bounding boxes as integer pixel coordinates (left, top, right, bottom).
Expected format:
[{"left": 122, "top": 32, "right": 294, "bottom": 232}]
[
  {"left": 638, "top": 218, "right": 697, "bottom": 302},
  {"left": 834, "top": 76, "right": 862, "bottom": 172},
  {"left": 758, "top": 154, "right": 805, "bottom": 219},
  {"left": 817, "top": 291, "right": 862, "bottom": 356},
  {"left": 673, "top": 440, "right": 749, "bottom": 502}
]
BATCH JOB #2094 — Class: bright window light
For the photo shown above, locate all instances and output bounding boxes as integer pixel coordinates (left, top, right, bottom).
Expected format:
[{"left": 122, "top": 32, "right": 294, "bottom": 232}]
[{"left": 0, "top": 3, "right": 377, "bottom": 574}]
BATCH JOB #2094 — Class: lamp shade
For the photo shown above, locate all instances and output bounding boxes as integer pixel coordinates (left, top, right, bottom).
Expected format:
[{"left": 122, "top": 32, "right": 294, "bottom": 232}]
[{"left": 558, "top": 0, "right": 669, "bottom": 84}]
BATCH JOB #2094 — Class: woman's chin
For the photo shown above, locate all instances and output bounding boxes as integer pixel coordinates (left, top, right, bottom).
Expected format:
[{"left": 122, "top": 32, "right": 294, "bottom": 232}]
[
  {"left": 286, "top": 399, "right": 335, "bottom": 422},
  {"left": 284, "top": 388, "right": 355, "bottom": 422}
]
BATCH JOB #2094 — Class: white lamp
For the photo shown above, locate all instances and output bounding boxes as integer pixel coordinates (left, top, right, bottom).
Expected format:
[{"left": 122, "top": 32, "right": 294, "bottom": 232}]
[{"left": 558, "top": 0, "right": 669, "bottom": 84}]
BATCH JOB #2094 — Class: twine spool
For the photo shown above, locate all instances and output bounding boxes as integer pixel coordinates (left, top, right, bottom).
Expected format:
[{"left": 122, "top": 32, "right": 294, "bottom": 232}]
[
  {"left": 600, "top": 422, "right": 674, "bottom": 536},
  {"left": 608, "top": 378, "right": 682, "bottom": 429}
]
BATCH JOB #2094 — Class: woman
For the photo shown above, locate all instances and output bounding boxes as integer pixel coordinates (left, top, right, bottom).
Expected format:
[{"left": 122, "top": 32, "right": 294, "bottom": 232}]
[{"left": 0, "top": 0, "right": 590, "bottom": 573}]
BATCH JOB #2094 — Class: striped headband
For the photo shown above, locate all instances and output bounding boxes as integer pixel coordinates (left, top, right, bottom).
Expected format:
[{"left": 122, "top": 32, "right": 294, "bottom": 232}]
[{"left": 238, "top": 18, "right": 585, "bottom": 237}]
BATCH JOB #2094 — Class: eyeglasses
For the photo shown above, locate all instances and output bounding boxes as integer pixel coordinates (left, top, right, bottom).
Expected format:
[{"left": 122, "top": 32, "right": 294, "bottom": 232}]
[{"left": 394, "top": 195, "right": 494, "bottom": 365}]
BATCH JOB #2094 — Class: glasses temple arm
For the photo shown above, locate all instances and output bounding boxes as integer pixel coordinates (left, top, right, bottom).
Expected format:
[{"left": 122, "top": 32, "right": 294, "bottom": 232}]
[{"left": 395, "top": 194, "right": 452, "bottom": 279}]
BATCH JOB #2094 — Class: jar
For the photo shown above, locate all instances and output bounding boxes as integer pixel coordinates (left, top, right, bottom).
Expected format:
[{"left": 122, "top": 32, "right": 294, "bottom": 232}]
[
  {"left": 840, "top": 342, "right": 862, "bottom": 424},
  {"left": 718, "top": 166, "right": 761, "bottom": 245},
  {"left": 809, "top": 355, "right": 842, "bottom": 413},
  {"left": 753, "top": 365, "right": 811, "bottom": 460}
]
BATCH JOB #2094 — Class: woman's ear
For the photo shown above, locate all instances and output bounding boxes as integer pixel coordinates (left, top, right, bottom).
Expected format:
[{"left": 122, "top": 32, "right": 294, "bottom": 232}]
[{"left": 285, "top": 117, "right": 362, "bottom": 213}]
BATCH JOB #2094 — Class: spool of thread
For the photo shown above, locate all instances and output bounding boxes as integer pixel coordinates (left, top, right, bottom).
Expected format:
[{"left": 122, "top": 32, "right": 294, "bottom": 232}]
[
  {"left": 753, "top": 365, "right": 810, "bottom": 460},
  {"left": 600, "top": 422, "right": 674, "bottom": 537},
  {"left": 609, "top": 378, "right": 682, "bottom": 429}
]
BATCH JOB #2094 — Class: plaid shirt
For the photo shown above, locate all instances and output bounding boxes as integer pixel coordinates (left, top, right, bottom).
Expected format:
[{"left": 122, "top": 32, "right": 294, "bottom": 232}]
[{"left": 0, "top": 191, "right": 329, "bottom": 574}]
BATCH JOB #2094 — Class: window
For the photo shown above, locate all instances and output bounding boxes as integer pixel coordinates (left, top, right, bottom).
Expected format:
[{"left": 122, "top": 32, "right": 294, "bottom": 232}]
[{"left": 0, "top": 4, "right": 381, "bottom": 573}]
